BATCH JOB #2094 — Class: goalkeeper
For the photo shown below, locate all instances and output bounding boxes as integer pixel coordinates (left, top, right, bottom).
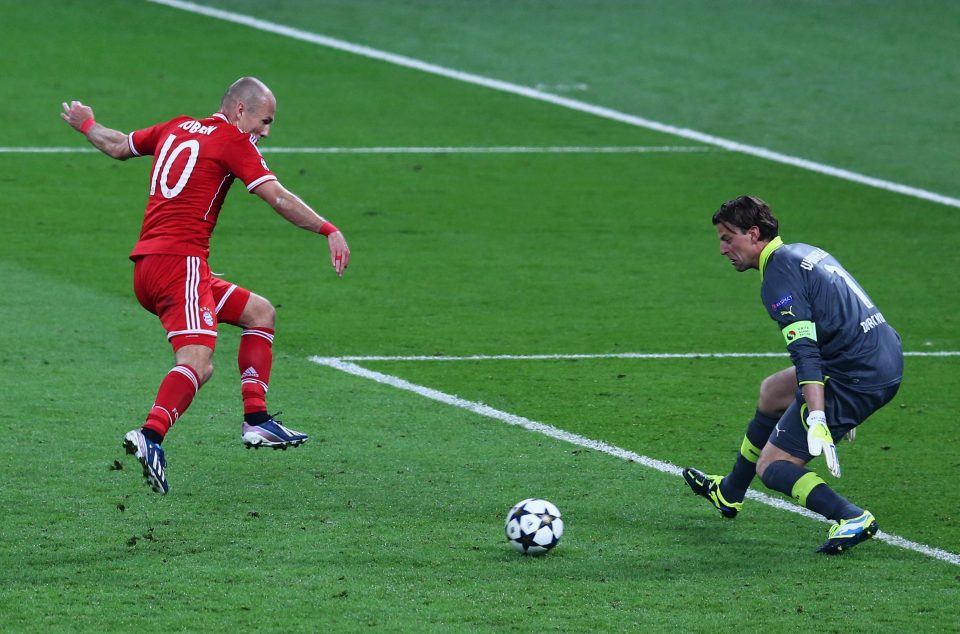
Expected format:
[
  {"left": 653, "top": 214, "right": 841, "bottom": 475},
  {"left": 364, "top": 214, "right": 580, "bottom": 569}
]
[{"left": 683, "top": 196, "right": 903, "bottom": 554}]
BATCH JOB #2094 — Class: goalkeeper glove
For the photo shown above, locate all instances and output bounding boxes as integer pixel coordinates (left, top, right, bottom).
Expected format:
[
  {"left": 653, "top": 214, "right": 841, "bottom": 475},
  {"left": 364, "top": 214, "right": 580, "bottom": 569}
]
[{"left": 807, "top": 410, "right": 841, "bottom": 478}]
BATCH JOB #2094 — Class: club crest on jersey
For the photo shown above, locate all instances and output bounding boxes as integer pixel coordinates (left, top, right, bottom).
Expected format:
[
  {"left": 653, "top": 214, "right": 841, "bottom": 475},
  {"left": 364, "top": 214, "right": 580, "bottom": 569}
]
[
  {"left": 200, "top": 307, "right": 215, "bottom": 327},
  {"left": 771, "top": 294, "right": 794, "bottom": 311}
]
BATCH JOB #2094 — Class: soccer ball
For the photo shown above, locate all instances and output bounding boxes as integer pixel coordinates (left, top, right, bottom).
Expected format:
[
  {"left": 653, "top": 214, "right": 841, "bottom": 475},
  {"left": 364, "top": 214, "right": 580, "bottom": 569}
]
[{"left": 504, "top": 498, "right": 564, "bottom": 555}]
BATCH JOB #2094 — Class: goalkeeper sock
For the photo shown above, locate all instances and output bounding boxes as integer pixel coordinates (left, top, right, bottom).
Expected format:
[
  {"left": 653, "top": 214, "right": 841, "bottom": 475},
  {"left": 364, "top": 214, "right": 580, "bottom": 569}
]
[
  {"left": 720, "top": 409, "right": 779, "bottom": 503},
  {"left": 804, "top": 482, "right": 863, "bottom": 522},
  {"left": 759, "top": 459, "right": 808, "bottom": 499},
  {"left": 760, "top": 460, "right": 862, "bottom": 521}
]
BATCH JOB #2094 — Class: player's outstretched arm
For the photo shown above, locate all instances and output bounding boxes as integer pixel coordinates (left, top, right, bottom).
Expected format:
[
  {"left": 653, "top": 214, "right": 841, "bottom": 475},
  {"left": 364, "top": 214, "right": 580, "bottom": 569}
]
[
  {"left": 61, "top": 101, "right": 134, "bottom": 160},
  {"left": 254, "top": 180, "right": 350, "bottom": 277}
]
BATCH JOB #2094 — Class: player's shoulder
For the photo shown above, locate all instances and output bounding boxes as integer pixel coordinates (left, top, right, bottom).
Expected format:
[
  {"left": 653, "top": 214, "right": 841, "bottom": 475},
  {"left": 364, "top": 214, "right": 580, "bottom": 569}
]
[
  {"left": 773, "top": 242, "right": 835, "bottom": 271},
  {"left": 776, "top": 241, "right": 814, "bottom": 260},
  {"left": 761, "top": 243, "right": 805, "bottom": 294}
]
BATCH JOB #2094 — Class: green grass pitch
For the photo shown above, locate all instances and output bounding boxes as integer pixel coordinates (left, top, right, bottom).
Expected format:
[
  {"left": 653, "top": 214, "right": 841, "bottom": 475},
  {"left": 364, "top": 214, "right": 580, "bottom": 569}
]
[{"left": 2, "top": 1, "right": 958, "bottom": 631}]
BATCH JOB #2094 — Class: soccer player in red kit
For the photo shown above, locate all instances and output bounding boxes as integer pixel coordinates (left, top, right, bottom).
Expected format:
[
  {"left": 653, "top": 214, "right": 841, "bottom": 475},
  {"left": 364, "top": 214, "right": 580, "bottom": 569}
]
[{"left": 61, "top": 77, "right": 350, "bottom": 495}]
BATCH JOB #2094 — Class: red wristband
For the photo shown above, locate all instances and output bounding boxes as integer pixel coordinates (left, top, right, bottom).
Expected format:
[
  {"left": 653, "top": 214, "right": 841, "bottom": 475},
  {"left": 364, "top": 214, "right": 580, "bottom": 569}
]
[
  {"left": 319, "top": 221, "right": 338, "bottom": 236},
  {"left": 79, "top": 118, "right": 96, "bottom": 135}
]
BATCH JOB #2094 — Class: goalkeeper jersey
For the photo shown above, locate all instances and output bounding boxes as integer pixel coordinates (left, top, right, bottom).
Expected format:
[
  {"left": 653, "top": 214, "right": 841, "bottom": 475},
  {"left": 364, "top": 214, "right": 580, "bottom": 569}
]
[{"left": 759, "top": 237, "right": 903, "bottom": 390}]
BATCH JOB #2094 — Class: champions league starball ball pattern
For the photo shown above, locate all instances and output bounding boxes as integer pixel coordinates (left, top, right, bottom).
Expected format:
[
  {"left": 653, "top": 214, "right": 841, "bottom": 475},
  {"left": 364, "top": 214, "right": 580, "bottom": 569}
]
[{"left": 504, "top": 498, "right": 564, "bottom": 555}]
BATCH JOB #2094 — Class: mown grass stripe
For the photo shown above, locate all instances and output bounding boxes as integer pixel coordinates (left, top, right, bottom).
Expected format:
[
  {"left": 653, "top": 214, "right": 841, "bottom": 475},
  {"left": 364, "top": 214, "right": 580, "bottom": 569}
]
[{"left": 148, "top": 0, "right": 960, "bottom": 209}]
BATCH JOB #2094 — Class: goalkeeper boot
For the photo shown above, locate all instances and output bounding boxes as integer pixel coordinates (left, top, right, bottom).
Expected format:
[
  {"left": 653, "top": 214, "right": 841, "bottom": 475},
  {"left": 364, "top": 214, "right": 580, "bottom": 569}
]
[
  {"left": 122, "top": 429, "right": 169, "bottom": 495},
  {"left": 816, "top": 510, "right": 878, "bottom": 555},
  {"left": 682, "top": 467, "right": 743, "bottom": 519},
  {"left": 242, "top": 412, "right": 308, "bottom": 450}
]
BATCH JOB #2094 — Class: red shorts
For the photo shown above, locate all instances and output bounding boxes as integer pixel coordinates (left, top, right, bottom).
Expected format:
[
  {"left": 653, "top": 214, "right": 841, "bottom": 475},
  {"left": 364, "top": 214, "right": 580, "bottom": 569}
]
[{"left": 133, "top": 254, "right": 251, "bottom": 351}]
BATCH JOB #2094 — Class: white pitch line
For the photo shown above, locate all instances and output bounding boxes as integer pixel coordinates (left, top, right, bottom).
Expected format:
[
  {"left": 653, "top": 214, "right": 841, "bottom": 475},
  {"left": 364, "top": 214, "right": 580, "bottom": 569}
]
[
  {"left": 310, "top": 356, "right": 959, "bottom": 566},
  {"left": 0, "top": 145, "right": 711, "bottom": 155},
  {"left": 147, "top": 0, "right": 960, "bottom": 209},
  {"left": 330, "top": 351, "right": 960, "bottom": 362}
]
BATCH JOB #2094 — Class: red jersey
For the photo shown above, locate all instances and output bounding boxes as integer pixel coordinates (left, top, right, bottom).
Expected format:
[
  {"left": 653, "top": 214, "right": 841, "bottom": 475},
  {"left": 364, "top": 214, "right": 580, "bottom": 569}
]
[{"left": 127, "top": 112, "right": 276, "bottom": 259}]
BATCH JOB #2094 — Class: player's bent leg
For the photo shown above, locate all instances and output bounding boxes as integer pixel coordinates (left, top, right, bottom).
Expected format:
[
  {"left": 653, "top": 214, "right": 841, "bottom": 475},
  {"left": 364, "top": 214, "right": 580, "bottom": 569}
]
[
  {"left": 235, "top": 299, "right": 275, "bottom": 419},
  {"left": 709, "top": 368, "right": 796, "bottom": 511},
  {"left": 758, "top": 445, "right": 874, "bottom": 554},
  {"left": 127, "top": 345, "right": 212, "bottom": 494},
  {"left": 236, "top": 292, "right": 276, "bottom": 330},
  {"left": 682, "top": 467, "right": 743, "bottom": 518},
  {"left": 718, "top": 409, "right": 780, "bottom": 507},
  {"left": 228, "top": 291, "right": 308, "bottom": 449},
  {"left": 756, "top": 367, "right": 796, "bottom": 416},
  {"left": 812, "top": 383, "right": 900, "bottom": 553},
  {"left": 175, "top": 344, "right": 215, "bottom": 385}
]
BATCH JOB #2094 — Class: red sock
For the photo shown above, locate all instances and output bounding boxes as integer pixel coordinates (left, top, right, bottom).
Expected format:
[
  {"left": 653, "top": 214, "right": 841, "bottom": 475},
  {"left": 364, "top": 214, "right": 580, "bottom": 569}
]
[
  {"left": 239, "top": 327, "right": 274, "bottom": 415},
  {"left": 143, "top": 365, "right": 201, "bottom": 439}
]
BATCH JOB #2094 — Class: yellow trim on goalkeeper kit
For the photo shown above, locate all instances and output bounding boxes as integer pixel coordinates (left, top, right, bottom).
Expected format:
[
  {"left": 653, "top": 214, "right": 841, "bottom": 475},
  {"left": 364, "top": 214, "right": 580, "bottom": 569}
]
[
  {"left": 740, "top": 435, "right": 762, "bottom": 463},
  {"left": 792, "top": 472, "right": 826, "bottom": 507},
  {"left": 759, "top": 236, "right": 783, "bottom": 279}
]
